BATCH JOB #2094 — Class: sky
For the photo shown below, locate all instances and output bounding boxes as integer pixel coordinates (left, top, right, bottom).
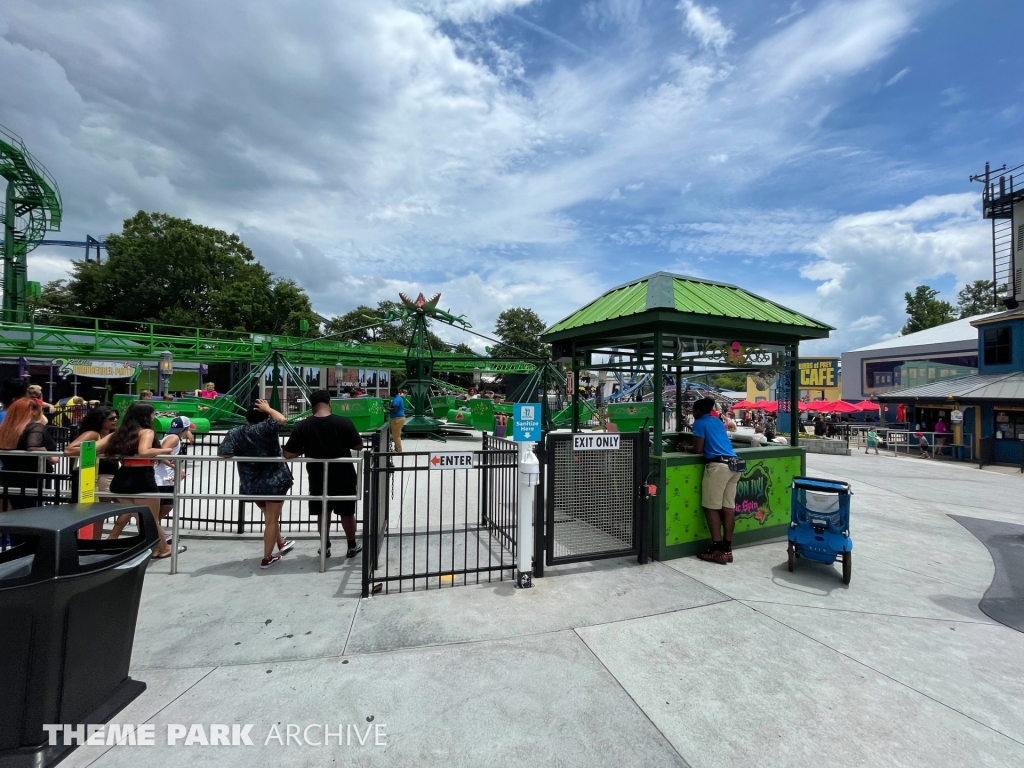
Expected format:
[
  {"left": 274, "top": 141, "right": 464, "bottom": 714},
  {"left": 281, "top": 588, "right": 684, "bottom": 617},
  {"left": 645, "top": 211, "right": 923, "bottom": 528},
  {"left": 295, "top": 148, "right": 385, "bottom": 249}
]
[{"left": 2, "top": 0, "right": 1023, "bottom": 354}]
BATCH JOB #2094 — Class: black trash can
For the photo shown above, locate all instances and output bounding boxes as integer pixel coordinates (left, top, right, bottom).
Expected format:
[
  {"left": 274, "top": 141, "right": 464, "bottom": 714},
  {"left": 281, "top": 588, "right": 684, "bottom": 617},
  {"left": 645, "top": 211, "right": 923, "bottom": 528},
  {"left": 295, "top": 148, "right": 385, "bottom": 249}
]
[{"left": 0, "top": 503, "right": 159, "bottom": 768}]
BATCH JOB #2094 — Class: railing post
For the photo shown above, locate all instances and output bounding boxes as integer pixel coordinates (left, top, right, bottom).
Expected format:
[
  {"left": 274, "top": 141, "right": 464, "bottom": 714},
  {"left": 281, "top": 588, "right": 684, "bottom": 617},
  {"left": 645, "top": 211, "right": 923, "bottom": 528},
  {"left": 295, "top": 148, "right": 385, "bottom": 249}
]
[
  {"left": 361, "top": 451, "right": 372, "bottom": 598},
  {"left": 319, "top": 459, "right": 329, "bottom": 574},
  {"left": 236, "top": 500, "right": 246, "bottom": 534},
  {"left": 480, "top": 432, "right": 490, "bottom": 525},
  {"left": 170, "top": 454, "right": 181, "bottom": 575}
]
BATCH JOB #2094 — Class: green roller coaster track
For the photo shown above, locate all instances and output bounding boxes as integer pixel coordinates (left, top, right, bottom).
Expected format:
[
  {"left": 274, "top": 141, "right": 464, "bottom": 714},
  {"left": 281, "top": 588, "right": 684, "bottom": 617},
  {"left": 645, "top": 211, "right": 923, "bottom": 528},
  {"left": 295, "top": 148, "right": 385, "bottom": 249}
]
[
  {"left": 0, "top": 310, "right": 536, "bottom": 373},
  {"left": 0, "top": 125, "right": 62, "bottom": 323}
]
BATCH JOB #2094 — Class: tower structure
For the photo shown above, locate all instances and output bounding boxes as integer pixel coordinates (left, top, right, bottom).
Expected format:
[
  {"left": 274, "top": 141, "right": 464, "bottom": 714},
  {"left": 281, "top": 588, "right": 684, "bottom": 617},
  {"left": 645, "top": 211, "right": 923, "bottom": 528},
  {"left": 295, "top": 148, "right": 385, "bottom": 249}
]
[
  {"left": 0, "top": 125, "right": 62, "bottom": 322},
  {"left": 972, "top": 161, "right": 1024, "bottom": 310}
]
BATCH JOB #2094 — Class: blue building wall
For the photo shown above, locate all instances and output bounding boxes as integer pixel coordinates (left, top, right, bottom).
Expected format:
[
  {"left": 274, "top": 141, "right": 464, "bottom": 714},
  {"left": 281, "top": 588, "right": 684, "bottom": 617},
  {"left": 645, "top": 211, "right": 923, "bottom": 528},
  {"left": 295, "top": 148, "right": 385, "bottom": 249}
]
[{"left": 977, "top": 317, "right": 1024, "bottom": 375}]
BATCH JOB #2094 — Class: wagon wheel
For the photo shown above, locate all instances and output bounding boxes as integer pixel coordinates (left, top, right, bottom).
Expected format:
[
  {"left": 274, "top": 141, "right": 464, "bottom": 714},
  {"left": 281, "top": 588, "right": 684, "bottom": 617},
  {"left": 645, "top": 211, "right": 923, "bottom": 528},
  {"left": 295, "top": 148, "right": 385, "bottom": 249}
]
[
  {"left": 842, "top": 551, "right": 852, "bottom": 585},
  {"left": 787, "top": 542, "right": 795, "bottom": 572}
]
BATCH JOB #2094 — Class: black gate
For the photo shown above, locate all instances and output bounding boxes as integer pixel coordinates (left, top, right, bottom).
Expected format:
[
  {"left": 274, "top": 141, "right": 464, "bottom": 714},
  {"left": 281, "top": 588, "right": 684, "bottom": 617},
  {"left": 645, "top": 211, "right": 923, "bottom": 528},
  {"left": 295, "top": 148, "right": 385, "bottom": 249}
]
[
  {"left": 361, "top": 433, "right": 519, "bottom": 596},
  {"left": 540, "top": 432, "right": 648, "bottom": 568}
]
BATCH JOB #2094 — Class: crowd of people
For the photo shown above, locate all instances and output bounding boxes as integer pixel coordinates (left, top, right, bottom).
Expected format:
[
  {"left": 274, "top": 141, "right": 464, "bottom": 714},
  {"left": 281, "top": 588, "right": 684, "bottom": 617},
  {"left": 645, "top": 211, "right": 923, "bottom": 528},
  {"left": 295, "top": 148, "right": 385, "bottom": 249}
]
[{"left": 0, "top": 381, "right": 366, "bottom": 570}]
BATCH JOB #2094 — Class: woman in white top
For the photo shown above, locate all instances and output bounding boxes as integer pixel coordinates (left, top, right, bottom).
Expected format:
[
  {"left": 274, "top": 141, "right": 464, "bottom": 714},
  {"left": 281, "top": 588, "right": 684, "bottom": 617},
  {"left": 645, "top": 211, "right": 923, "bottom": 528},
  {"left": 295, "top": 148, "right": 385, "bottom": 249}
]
[{"left": 156, "top": 416, "right": 194, "bottom": 525}]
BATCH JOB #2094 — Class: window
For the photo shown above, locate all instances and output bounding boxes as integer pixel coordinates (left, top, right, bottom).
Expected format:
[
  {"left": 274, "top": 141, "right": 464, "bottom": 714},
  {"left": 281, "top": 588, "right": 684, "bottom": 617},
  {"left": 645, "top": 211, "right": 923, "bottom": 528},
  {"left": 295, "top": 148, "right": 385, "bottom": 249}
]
[{"left": 983, "top": 327, "right": 1012, "bottom": 366}]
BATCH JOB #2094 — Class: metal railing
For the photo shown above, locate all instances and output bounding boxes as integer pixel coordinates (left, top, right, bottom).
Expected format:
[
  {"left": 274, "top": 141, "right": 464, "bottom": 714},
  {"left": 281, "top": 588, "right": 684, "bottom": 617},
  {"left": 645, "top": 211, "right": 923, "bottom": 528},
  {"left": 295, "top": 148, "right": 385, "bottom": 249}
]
[
  {"left": 0, "top": 448, "right": 361, "bottom": 575},
  {"left": 843, "top": 429, "right": 974, "bottom": 461}
]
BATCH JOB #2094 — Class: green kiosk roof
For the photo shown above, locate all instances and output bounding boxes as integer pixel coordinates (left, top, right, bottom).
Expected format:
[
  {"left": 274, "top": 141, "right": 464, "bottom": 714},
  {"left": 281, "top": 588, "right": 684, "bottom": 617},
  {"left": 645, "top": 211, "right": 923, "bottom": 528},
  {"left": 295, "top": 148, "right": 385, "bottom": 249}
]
[{"left": 543, "top": 272, "right": 831, "bottom": 345}]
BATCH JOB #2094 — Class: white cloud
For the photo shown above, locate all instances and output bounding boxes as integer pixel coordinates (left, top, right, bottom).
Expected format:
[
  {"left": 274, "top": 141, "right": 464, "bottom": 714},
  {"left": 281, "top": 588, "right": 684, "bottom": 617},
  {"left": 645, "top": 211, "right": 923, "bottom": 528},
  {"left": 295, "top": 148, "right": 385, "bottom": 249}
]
[
  {"left": 409, "top": 0, "right": 537, "bottom": 23},
  {"left": 799, "top": 193, "right": 991, "bottom": 352},
  {"left": 1, "top": 0, "right": 932, "bottom": 342},
  {"left": 678, "top": 1, "right": 734, "bottom": 53},
  {"left": 885, "top": 66, "right": 910, "bottom": 86},
  {"left": 748, "top": 0, "right": 914, "bottom": 100}
]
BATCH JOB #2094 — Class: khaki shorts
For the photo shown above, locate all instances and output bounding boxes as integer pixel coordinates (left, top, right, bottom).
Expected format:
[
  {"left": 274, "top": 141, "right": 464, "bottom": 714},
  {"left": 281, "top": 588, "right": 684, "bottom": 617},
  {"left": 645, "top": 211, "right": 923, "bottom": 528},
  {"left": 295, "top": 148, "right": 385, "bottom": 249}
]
[{"left": 702, "top": 462, "right": 740, "bottom": 510}]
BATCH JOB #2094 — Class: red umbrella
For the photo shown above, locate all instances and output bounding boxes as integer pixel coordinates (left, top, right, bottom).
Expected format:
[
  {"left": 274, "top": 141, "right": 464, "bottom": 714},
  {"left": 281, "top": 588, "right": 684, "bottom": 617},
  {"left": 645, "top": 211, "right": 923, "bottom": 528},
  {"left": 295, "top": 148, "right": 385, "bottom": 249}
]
[
  {"left": 803, "top": 400, "right": 829, "bottom": 411},
  {"left": 827, "top": 400, "right": 862, "bottom": 414},
  {"left": 759, "top": 401, "right": 778, "bottom": 412},
  {"left": 854, "top": 400, "right": 879, "bottom": 411},
  {"left": 730, "top": 400, "right": 757, "bottom": 410}
]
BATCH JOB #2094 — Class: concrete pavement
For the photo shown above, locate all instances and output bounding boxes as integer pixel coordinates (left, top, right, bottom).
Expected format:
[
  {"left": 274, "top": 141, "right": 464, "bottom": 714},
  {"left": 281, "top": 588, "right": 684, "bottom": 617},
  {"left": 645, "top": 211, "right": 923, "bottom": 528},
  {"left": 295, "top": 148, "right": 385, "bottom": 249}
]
[{"left": 61, "top": 450, "right": 1024, "bottom": 768}]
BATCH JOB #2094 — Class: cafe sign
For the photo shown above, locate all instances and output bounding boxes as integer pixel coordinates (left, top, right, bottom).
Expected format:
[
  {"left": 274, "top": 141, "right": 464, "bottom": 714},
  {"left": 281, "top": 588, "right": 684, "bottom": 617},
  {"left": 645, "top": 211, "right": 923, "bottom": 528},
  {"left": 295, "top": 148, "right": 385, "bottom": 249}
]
[{"left": 53, "top": 358, "right": 138, "bottom": 379}]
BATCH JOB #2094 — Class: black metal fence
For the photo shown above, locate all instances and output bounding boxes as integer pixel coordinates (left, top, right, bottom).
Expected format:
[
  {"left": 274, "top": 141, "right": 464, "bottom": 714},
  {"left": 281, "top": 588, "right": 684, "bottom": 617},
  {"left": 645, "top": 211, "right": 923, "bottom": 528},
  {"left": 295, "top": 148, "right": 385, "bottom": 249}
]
[{"left": 361, "top": 434, "right": 519, "bottom": 596}]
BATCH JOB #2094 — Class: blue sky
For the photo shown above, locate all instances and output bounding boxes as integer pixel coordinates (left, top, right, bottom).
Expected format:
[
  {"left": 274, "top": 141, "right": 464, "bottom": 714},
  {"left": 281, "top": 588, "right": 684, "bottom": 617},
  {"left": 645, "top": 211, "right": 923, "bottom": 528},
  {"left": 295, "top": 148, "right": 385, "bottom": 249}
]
[{"left": 2, "top": 0, "right": 1023, "bottom": 354}]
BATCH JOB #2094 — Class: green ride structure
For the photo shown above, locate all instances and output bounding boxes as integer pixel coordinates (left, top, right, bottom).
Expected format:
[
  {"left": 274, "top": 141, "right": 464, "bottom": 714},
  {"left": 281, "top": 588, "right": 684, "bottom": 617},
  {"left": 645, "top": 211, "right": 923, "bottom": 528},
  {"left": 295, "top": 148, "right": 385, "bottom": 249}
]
[{"left": 1, "top": 125, "right": 62, "bottom": 323}]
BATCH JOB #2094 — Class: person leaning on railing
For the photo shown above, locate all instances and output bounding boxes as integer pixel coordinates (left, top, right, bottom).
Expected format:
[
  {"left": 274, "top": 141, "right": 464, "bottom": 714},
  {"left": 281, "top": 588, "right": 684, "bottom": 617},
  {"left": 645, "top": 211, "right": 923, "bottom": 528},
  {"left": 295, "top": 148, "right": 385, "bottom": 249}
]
[
  {"left": 65, "top": 405, "right": 121, "bottom": 495},
  {"left": 218, "top": 399, "right": 295, "bottom": 569},
  {"left": 0, "top": 398, "right": 60, "bottom": 510},
  {"left": 96, "top": 402, "right": 179, "bottom": 559}
]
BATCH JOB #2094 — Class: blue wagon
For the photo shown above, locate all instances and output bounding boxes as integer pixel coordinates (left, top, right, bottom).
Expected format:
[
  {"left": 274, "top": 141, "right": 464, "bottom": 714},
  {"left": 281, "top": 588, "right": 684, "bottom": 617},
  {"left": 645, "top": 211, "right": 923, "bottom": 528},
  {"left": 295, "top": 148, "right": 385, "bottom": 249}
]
[{"left": 787, "top": 477, "right": 852, "bottom": 584}]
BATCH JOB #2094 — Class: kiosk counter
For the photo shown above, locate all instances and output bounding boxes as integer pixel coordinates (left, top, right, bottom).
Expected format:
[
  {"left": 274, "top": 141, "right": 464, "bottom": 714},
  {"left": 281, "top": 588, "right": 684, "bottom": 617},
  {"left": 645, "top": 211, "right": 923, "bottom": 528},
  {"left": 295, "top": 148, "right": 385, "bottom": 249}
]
[{"left": 651, "top": 443, "right": 806, "bottom": 560}]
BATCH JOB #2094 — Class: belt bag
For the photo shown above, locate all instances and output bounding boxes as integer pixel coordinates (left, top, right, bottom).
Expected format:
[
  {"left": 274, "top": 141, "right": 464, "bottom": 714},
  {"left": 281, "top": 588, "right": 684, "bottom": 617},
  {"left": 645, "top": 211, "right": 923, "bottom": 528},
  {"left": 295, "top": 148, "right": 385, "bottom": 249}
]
[{"left": 726, "top": 456, "right": 746, "bottom": 473}]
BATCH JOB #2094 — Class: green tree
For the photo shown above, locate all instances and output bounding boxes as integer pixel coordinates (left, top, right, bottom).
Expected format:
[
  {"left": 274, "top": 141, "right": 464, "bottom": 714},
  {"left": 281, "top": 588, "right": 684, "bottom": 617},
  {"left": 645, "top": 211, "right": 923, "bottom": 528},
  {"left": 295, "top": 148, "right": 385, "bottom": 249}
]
[
  {"left": 491, "top": 307, "right": 549, "bottom": 360},
  {"left": 325, "top": 299, "right": 450, "bottom": 350},
  {"left": 40, "top": 211, "right": 319, "bottom": 335},
  {"left": 709, "top": 372, "right": 747, "bottom": 392},
  {"left": 902, "top": 285, "right": 955, "bottom": 335},
  {"left": 956, "top": 279, "right": 997, "bottom": 318}
]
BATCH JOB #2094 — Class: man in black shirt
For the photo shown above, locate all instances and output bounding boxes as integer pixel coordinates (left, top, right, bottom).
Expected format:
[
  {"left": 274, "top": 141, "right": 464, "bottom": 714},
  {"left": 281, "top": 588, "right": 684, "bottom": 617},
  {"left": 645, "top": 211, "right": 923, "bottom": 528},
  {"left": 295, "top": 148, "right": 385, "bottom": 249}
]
[{"left": 284, "top": 389, "right": 364, "bottom": 558}]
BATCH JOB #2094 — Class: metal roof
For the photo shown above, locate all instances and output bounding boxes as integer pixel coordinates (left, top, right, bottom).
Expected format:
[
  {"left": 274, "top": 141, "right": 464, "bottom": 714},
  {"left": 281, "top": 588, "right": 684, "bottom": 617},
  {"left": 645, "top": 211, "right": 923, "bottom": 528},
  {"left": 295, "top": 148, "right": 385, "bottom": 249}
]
[
  {"left": 849, "top": 313, "right": 997, "bottom": 353},
  {"left": 875, "top": 372, "right": 1024, "bottom": 402},
  {"left": 545, "top": 272, "right": 831, "bottom": 335}
]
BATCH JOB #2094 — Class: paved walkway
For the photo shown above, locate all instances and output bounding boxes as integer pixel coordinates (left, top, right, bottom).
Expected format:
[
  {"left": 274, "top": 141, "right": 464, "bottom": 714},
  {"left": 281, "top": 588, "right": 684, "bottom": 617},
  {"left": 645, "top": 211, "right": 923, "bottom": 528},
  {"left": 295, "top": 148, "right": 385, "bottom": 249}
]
[{"left": 64, "top": 452, "right": 1024, "bottom": 767}]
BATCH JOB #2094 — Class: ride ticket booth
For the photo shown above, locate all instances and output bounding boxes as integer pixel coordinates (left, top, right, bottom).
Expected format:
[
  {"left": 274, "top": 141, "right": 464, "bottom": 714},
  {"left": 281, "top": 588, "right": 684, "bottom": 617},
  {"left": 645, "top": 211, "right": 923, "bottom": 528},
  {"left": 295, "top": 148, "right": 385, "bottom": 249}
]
[{"left": 538, "top": 272, "right": 832, "bottom": 565}]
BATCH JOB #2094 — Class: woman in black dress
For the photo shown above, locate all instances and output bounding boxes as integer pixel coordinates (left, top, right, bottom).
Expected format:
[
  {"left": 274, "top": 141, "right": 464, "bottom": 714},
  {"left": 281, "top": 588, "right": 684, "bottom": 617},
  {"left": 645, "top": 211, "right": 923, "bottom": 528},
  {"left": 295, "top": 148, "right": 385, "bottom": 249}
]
[{"left": 97, "top": 402, "right": 177, "bottom": 559}]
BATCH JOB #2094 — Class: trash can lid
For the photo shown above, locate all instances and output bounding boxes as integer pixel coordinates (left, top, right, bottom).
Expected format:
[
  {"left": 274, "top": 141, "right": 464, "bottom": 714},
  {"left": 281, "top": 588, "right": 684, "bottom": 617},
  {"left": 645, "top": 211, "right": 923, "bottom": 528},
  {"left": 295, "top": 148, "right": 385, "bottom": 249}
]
[{"left": 0, "top": 503, "right": 143, "bottom": 534}]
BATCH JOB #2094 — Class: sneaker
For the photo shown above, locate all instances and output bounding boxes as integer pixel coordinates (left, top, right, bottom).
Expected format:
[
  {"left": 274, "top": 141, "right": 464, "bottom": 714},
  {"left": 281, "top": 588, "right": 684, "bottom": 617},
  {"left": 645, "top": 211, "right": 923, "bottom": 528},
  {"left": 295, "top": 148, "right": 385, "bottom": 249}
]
[
  {"left": 346, "top": 544, "right": 363, "bottom": 558},
  {"left": 318, "top": 546, "right": 332, "bottom": 558},
  {"left": 260, "top": 554, "right": 282, "bottom": 569},
  {"left": 276, "top": 540, "right": 295, "bottom": 556},
  {"left": 697, "top": 549, "right": 729, "bottom": 565}
]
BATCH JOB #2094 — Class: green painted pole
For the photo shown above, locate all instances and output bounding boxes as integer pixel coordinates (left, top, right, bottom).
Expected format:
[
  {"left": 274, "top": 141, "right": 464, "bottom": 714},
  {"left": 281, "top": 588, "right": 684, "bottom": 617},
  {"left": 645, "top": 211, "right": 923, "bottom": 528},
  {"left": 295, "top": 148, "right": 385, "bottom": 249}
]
[
  {"left": 571, "top": 346, "right": 580, "bottom": 433},
  {"left": 790, "top": 343, "right": 800, "bottom": 447},
  {"left": 2, "top": 181, "right": 15, "bottom": 323},
  {"left": 653, "top": 332, "right": 663, "bottom": 452},
  {"left": 675, "top": 365, "right": 682, "bottom": 434}
]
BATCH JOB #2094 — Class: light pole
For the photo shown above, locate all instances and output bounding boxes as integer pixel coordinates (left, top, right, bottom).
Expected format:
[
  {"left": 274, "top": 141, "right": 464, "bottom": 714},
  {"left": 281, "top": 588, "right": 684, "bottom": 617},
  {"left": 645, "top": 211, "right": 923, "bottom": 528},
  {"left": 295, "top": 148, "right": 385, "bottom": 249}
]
[
  {"left": 159, "top": 352, "right": 174, "bottom": 397},
  {"left": 335, "top": 362, "right": 343, "bottom": 397}
]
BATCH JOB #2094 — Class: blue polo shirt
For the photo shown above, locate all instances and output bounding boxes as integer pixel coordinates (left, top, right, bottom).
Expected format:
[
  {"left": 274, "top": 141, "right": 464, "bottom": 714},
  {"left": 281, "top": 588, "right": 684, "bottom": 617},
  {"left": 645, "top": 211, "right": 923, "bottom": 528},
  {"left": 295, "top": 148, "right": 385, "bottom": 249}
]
[
  {"left": 692, "top": 414, "right": 737, "bottom": 459},
  {"left": 391, "top": 395, "right": 406, "bottom": 418}
]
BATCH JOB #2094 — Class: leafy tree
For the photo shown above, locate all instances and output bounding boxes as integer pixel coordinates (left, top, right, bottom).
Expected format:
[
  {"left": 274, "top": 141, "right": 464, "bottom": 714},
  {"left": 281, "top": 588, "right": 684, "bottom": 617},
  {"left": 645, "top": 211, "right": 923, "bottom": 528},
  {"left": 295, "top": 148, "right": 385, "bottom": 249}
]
[
  {"left": 38, "top": 211, "right": 319, "bottom": 335},
  {"left": 709, "top": 372, "right": 747, "bottom": 392},
  {"left": 902, "top": 285, "right": 955, "bottom": 335},
  {"left": 956, "top": 279, "right": 997, "bottom": 318},
  {"left": 325, "top": 299, "right": 450, "bottom": 350},
  {"left": 491, "top": 307, "right": 549, "bottom": 360}
]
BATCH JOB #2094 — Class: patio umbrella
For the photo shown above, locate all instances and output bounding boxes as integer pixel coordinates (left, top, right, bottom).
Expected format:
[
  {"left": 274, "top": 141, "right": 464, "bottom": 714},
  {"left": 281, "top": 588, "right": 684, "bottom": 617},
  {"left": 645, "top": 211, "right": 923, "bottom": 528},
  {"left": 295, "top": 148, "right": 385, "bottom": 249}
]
[
  {"left": 854, "top": 400, "right": 879, "bottom": 411},
  {"left": 759, "top": 401, "right": 778, "bottom": 412},
  {"left": 730, "top": 400, "right": 757, "bottom": 410},
  {"left": 803, "top": 400, "right": 829, "bottom": 411},
  {"left": 826, "top": 400, "right": 862, "bottom": 414}
]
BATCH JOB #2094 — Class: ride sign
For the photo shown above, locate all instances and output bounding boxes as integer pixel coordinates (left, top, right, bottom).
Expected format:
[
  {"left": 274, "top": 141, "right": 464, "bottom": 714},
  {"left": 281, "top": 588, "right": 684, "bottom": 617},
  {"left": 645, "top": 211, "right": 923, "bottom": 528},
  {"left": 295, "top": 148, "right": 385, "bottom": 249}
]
[
  {"left": 428, "top": 452, "right": 475, "bottom": 469},
  {"left": 513, "top": 403, "right": 542, "bottom": 442},
  {"left": 573, "top": 434, "right": 620, "bottom": 451}
]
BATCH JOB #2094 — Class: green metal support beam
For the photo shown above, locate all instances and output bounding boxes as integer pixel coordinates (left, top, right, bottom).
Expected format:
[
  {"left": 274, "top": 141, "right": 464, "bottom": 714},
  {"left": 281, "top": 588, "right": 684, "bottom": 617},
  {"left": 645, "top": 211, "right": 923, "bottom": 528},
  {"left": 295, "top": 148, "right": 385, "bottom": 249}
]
[{"left": 0, "top": 311, "right": 536, "bottom": 374}]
